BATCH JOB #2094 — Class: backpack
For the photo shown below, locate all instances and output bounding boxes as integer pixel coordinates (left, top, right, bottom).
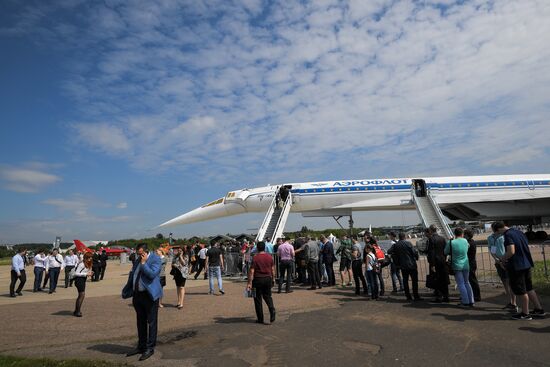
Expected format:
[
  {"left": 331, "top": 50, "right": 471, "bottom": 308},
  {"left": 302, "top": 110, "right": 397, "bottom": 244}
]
[{"left": 374, "top": 245, "right": 385, "bottom": 261}]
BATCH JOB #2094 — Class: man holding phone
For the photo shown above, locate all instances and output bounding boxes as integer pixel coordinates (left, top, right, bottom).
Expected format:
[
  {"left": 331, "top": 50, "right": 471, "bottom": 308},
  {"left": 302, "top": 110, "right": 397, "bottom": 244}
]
[{"left": 123, "top": 243, "right": 162, "bottom": 361}]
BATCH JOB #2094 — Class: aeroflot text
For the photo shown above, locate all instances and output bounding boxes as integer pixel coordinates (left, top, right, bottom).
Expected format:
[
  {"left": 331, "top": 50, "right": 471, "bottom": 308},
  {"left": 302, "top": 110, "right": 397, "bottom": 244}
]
[{"left": 333, "top": 179, "right": 409, "bottom": 187}]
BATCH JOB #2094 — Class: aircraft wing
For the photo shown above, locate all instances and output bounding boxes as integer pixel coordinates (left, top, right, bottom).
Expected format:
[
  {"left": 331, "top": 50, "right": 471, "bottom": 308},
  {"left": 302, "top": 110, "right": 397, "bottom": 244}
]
[{"left": 433, "top": 188, "right": 550, "bottom": 204}]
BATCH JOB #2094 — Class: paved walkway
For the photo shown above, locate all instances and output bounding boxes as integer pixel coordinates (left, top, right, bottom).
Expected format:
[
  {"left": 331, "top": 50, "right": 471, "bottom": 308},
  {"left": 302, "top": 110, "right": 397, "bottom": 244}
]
[{"left": 1, "top": 263, "right": 549, "bottom": 366}]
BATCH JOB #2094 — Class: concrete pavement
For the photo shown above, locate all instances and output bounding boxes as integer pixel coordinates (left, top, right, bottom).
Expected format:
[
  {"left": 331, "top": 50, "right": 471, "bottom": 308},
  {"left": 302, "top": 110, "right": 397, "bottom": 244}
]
[{"left": 1, "top": 263, "right": 549, "bottom": 367}]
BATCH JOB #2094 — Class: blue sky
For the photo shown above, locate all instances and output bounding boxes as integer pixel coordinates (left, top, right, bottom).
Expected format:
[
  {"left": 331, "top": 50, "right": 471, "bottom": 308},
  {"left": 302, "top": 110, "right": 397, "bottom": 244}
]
[{"left": 1, "top": 0, "right": 549, "bottom": 243}]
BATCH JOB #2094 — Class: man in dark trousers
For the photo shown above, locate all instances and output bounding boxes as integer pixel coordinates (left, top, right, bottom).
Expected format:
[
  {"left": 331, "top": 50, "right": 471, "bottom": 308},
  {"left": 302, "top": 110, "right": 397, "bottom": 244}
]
[
  {"left": 10, "top": 248, "right": 27, "bottom": 297},
  {"left": 247, "top": 241, "right": 276, "bottom": 324},
  {"left": 426, "top": 225, "right": 450, "bottom": 302},
  {"left": 388, "top": 232, "right": 422, "bottom": 301},
  {"left": 123, "top": 243, "right": 162, "bottom": 361},
  {"left": 464, "top": 229, "right": 481, "bottom": 302},
  {"left": 92, "top": 250, "right": 101, "bottom": 282},
  {"left": 99, "top": 250, "right": 108, "bottom": 280},
  {"left": 304, "top": 238, "right": 322, "bottom": 290},
  {"left": 320, "top": 235, "right": 336, "bottom": 286}
]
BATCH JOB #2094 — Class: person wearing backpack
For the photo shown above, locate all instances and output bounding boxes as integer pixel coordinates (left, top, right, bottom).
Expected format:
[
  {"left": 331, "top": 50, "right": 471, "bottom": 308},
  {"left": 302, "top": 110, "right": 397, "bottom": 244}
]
[
  {"left": 370, "top": 238, "right": 387, "bottom": 296},
  {"left": 336, "top": 236, "right": 354, "bottom": 287},
  {"left": 364, "top": 244, "right": 379, "bottom": 300}
]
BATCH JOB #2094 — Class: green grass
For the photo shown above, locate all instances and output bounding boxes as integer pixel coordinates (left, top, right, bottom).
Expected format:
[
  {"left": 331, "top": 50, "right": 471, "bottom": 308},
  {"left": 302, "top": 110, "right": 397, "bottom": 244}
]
[
  {"left": 0, "top": 356, "right": 128, "bottom": 367},
  {"left": 533, "top": 261, "right": 550, "bottom": 296},
  {"left": 0, "top": 258, "right": 12, "bottom": 266}
]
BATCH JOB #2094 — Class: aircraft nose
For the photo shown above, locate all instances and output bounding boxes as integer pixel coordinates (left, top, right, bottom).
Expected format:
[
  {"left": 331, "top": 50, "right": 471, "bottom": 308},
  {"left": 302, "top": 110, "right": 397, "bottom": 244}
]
[{"left": 158, "top": 201, "right": 246, "bottom": 227}]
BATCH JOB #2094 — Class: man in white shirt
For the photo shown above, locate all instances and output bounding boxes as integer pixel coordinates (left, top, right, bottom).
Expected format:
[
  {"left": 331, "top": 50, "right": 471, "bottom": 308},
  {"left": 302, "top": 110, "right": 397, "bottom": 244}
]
[
  {"left": 33, "top": 250, "right": 47, "bottom": 292},
  {"left": 194, "top": 244, "right": 208, "bottom": 280},
  {"left": 45, "top": 248, "right": 64, "bottom": 294},
  {"left": 64, "top": 249, "right": 79, "bottom": 288},
  {"left": 10, "top": 248, "right": 27, "bottom": 297}
]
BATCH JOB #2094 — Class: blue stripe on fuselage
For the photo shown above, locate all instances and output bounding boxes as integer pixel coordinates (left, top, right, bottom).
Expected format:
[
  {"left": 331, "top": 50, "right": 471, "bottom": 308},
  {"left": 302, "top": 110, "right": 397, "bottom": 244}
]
[{"left": 290, "top": 180, "right": 550, "bottom": 195}]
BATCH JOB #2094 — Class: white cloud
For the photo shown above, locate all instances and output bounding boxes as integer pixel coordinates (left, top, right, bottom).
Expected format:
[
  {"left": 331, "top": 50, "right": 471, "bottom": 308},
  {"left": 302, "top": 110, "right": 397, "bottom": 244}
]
[
  {"left": 117, "top": 202, "right": 128, "bottom": 209},
  {"left": 6, "top": 0, "right": 550, "bottom": 184},
  {"left": 73, "top": 123, "right": 131, "bottom": 155},
  {"left": 0, "top": 164, "right": 61, "bottom": 193}
]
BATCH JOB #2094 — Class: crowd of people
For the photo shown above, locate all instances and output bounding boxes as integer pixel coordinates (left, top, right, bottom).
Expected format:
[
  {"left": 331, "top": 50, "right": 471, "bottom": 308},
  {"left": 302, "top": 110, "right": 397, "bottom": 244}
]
[
  {"left": 7, "top": 221, "right": 547, "bottom": 361},
  {"left": 9, "top": 248, "right": 109, "bottom": 297},
  {"left": 9, "top": 247, "right": 111, "bottom": 317}
]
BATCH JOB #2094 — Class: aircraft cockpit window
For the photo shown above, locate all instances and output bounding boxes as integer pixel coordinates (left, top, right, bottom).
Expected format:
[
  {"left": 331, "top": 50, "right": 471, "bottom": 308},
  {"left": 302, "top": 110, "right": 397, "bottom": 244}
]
[{"left": 202, "top": 198, "right": 224, "bottom": 208}]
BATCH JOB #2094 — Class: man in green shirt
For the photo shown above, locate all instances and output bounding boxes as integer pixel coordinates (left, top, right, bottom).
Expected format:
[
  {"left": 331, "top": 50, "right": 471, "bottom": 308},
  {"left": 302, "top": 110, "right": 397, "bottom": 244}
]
[{"left": 336, "top": 236, "right": 354, "bottom": 287}]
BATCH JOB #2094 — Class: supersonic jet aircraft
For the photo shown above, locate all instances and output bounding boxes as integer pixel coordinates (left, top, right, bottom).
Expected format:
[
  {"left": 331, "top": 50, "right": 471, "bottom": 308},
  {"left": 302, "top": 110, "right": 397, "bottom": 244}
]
[{"left": 159, "top": 174, "right": 550, "bottom": 228}]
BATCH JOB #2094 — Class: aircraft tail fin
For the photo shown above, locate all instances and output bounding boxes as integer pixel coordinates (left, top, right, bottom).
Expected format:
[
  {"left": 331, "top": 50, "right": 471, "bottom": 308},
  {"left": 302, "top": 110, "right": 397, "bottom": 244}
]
[{"left": 74, "top": 239, "right": 92, "bottom": 253}]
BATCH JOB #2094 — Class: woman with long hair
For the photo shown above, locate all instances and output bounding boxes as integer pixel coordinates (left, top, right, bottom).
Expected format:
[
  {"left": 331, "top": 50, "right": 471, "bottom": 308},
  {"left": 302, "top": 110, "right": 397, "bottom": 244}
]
[
  {"left": 171, "top": 246, "right": 189, "bottom": 309},
  {"left": 73, "top": 252, "right": 93, "bottom": 317}
]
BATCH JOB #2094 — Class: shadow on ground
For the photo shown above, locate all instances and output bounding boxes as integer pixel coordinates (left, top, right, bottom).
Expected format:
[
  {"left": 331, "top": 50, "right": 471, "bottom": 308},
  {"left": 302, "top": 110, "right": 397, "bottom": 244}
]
[
  {"left": 51, "top": 310, "right": 74, "bottom": 316},
  {"left": 87, "top": 344, "right": 134, "bottom": 355},
  {"left": 213, "top": 316, "right": 255, "bottom": 324},
  {"left": 519, "top": 326, "right": 550, "bottom": 333}
]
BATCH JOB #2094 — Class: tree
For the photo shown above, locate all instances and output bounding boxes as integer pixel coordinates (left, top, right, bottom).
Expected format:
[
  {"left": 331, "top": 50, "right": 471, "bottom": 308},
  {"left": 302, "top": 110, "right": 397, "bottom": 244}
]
[{"left": 155, "top": 233, "right": 164, "bottom": 240}]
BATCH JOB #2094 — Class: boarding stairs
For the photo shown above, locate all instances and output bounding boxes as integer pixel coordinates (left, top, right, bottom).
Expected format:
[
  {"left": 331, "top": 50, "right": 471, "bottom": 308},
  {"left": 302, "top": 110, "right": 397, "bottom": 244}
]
[
  {"left": 255, "top": 192, "right": 292, "bottom": 242},
  {"left": 412, "top": 189, "right": 453, "bottom": 240}
]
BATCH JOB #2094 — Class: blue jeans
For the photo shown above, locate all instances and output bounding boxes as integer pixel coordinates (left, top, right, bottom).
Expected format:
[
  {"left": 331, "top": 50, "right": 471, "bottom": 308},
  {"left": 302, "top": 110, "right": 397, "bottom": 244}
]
[
  {"left": 34, "top": 267, "right": 44, "bottom": 291},
  {"left": 366, "top": 270, "right": 379, "bottom": 299},
  {"left": 49, "top": 267, "right": 61, "bottom": 292},
  {"left": 455, "top": 269, "right": 474, "bottom": 305},
  {"left": 208, "top": 266, "right": 223, "bottom": 293},
  {"left": 390, "top": 263, "right": 403, "bottom": 291}
]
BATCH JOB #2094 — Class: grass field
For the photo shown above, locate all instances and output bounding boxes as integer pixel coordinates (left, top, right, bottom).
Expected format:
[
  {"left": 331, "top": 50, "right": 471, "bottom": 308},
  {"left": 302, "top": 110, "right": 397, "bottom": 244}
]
[
  {"left": 0, "top": 259, "right": 12, "bottom": 266},
  {"left": 533, "top": 260, "right": 550, "bottom": 296},
  {"left": 0, "top": 356, "right": 128, "bottom": 367}
]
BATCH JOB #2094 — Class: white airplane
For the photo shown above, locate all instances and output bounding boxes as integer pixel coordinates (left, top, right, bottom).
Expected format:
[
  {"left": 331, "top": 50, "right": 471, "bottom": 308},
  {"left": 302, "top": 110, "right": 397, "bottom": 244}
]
[{"left": 159, "top": 174, "right": 550, "bottom": 239}]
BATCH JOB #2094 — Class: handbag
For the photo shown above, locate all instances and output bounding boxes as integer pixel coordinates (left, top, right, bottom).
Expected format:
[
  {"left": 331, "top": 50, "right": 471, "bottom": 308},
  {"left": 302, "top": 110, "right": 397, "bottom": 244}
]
[
  {"left": 425, "top": 273, "right": 437, "bottom": 289},
  {"left": 69, "top": 263, "right": 79, "bottom": 280},
  {"left": 446, "top": 240, "right": 455, "bottom": 276}
]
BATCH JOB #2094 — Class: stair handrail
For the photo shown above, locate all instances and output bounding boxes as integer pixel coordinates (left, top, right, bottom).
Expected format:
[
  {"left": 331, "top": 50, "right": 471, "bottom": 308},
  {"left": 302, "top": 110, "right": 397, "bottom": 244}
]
[
  {"left": 411, "top": 187, "right": 430, "bottom": 227},
  {"left": 255, "top": 193, "right": 278, "bottom": 242},
  {"left": 426, "top": 190, "right": 454, "bottom": 239},
  {"left": 411, "top": 187, "right": 453, "bottom": 240},
  {"left": 271, "top": 192, "right": 293, "bottom": 241}
]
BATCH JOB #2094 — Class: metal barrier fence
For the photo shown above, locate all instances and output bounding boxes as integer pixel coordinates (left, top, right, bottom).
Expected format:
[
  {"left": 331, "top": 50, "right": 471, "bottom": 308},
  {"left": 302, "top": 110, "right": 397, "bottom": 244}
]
[
  {"left": 221, "top": 242, "right": 550, "bottom": 287},
  {"left": 222, "top": 252, "right": 244, "bottom": 277},
  {"left": 416, "top": 243, "right": 550, "bottom": 286}
]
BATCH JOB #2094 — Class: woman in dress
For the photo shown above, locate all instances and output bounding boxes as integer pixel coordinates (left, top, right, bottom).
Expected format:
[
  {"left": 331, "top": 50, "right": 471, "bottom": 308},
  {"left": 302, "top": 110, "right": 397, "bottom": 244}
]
[
  {"left": 73, "top": 252, "right": 93, "bottom": 317},
  {"left": 171, "top": 246, "right": 189, "bottom": 309},
  {"left": 156, "top": 247, "right": 168, "bottom": 308}
]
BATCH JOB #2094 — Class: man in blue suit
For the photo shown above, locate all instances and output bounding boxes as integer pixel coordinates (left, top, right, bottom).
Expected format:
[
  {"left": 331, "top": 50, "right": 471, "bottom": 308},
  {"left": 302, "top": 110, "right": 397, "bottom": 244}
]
[{"left": 122, "top": 243, "right": 162, "bottom": 361}]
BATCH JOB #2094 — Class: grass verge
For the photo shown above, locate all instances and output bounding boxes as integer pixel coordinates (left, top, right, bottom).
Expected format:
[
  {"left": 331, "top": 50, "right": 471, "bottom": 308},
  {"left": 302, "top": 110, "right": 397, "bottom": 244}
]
[
  {"left": 533, "top": 261, "right": 550, "bottom": 296},
  {"left": 0, "top": 258, "right": 12, "bottom": 266},
  {"left": 0, "top": 356, "right": 128, "bottom": 367}
]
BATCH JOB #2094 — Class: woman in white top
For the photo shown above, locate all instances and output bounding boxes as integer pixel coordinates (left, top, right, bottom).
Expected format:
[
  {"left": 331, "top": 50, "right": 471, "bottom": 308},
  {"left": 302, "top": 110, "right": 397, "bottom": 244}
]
[
  {"left": 364, "top": 245, "right": 379, "bottom": 300},
  {"left": 73, "top": 252, "right": 93, "bottom": 317},
  {"left": 171, "top": 246, "right": 189, "bottom": 309}
]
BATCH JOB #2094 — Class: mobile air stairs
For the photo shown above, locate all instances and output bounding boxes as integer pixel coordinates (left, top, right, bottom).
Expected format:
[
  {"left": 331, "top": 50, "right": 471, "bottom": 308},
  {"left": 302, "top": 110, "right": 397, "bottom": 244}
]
[
  {"left": 412, "top": 179, "right": 453, "bottom": 240},
  {"left": 255, "top": 188, "right": 292, "bottom": 242}
]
